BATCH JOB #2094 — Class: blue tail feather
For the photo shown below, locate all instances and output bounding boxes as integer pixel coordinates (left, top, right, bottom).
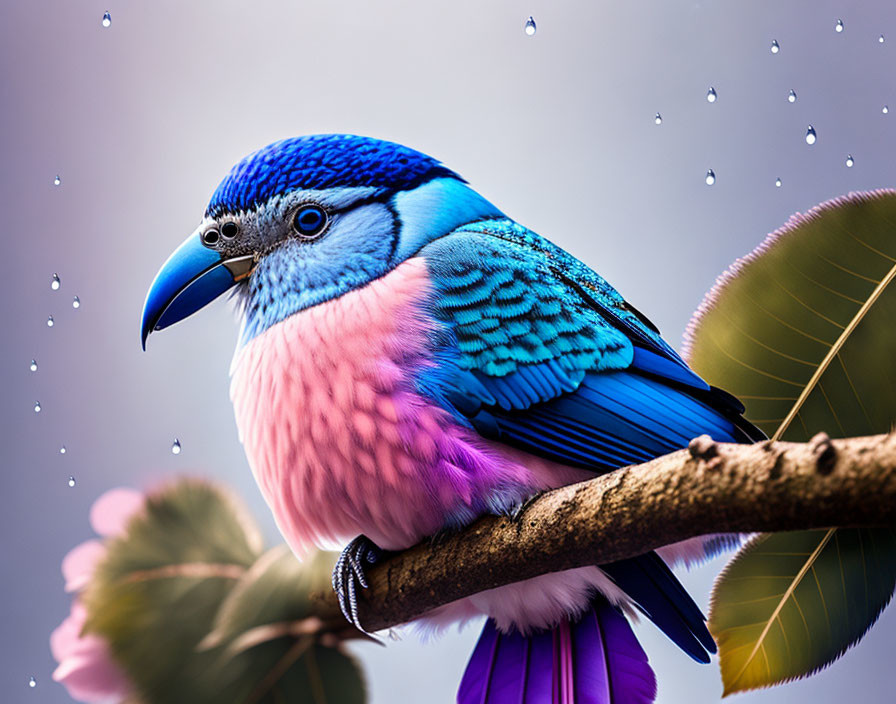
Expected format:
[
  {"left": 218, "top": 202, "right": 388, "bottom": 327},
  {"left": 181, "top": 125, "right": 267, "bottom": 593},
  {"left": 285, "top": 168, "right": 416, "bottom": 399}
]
[
  {"left": 601, "top": 552, "right": 716, "bottom": 663},
  {"left": 458, "top": 600, "right": 656, "bottom": 704}
]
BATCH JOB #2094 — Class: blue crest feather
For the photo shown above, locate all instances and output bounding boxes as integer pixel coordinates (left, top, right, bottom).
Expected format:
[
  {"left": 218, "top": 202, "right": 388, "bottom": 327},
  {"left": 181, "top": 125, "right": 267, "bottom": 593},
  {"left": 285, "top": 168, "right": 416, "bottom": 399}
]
[{"left": 206, "top": 134, "right": 461, "bottom": 216}]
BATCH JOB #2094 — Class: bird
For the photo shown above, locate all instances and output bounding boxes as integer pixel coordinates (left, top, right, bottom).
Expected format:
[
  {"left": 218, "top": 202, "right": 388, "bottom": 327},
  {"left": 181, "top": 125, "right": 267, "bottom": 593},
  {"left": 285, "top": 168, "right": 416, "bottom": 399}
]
[{"left": 141, "top": 134, "right": 762, "bottom": 703}]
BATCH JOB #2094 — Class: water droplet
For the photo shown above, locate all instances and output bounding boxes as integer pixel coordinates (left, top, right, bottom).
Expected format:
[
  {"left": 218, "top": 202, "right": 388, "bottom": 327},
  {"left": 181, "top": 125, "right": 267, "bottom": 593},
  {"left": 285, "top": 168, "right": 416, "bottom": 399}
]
[
  {"left": 29, "top": 676, "right": 36, "bottom": 688},
  {"left": 47, "top": 315, "right": 54, "bottom": 327},
  {"left": 788, "top": 89, "right": 797, "bottom": 103},
  {"left": 883, "top": 105, "right": 889, "bottom": 114},
  {"left": 51, "top": 273, "right": 60, "bottom": 290},
  {"left": 805, "top": 125, "right": 817, "bottom": 145},
  {"left": 54, "top": 175, "right": 61, "bottom": 186},
  {"left": 34, "top": 401, "right": 41, "bottom": 413},
  {"left": 524, "top": 16, "right": 536, "bottom": 36},
  {"left": 68, "top": 476, "right": 76, "bottom": 487},
  {"left": 879, "top": 34, "right": 886, "bottom": 44},
  {"left": 770, "top": 40, "right": 780, "bottom": 54},
  {"left": 654, "top": 112, "right": 662, "bottom": 125},
  {"left": 72, "top": 296, "right": 80, "bottom": 309},
  {"left": 171, "top": 438, "right": 181, "bottom": 455},
  {"left": 846, "top": 154, "right": 854, "bottom": 167},
  {"left": 706, "top": 86, "right": 717, "bottom": 103},
  {"left": 102, "top": 11, "right": 111, "bottom": 27},
  {"left": 705, "top": 169, "right": 716, "bottom": 186},
  {"left": 60, "top": 445, "right": 67, "bottom": 454},
  {"left": 30, "top": 359, "right": 38, "bottom": 372},
  {"left": 775, "top": 177, "right": 782, "bottom": 188},
  {"left": 835, "top": 19, "right": 844, "bottom": 33}
]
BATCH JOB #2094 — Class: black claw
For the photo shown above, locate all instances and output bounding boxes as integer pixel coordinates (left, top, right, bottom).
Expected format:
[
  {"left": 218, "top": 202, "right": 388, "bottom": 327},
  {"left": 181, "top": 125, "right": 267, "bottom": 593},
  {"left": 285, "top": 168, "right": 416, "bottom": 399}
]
[
  {"left": 332, "top": 535, "right": 383, "bottom": 632},
  {"left": 509, "top": 490, "right": 546, "bottom": 523},
  {"left": 347, "top": 543, "right": 369, "bottom": 589}
]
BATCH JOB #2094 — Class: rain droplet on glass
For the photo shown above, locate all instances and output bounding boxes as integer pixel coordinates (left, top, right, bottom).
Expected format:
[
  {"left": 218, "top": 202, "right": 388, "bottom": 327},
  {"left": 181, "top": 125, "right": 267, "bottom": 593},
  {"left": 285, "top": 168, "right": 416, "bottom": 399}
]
[
  {"left": 846, "top": 154, "right": 854, "bottom": 167},
  {"left": 171, "top": 438, "right": 182, "bottom": 455},
  {"left": 788, "top": 89, "right": 797, "bottom": 103},
  {"left": 47, "top": 315, "right": 54, "bottom": 327},
  {"left": 29, "top": 676, "right": 36, "bottom": 688},
  {"left": 835, "top": 19, "right": 844, "bottom": 33},
  {"left": 524, "top": 16, "right": 536, "bottom": 36},
  {"left": 706, "top": 87, "right": 717, "bottom": 103},
  {"left": 30, "top": 359, "right": 38, "bottom": 372},
  {"left": 775, "top": 177, "right": 782, "bottom": 188},
  {"left": 51, "top": 273, "right": 60, "bottom": 290},
  {"left": 805, "top": 125, "right": 817, "bottom": 145},
  {"left": 770, "top": 40, "right": 780, "bottom": 54},
  {"left": 34, "top": 401, "right": 41, "bottom": 413},
  {"left": 705, "top": 169, "right": 716, "bottom": 186},
  {"left": 60, "top": 445, "right": 67, "bottom": 454},
  {"left": 68, "top": 476, "right": 76, "bottom": 487},
  {"left": 880, "top": 35, "right": 885, "bottom": 44},
  {"left": 54, "top": 175, "right": 61, "bottom": 186},
  {"left": 883, "top": 105, "right": 889, "bottom": 114},
  {"left": 72, "top": 296, "right": 80, "bottom": 309},
  {"left": 102, "top": 11, "right": 111, "bottom": 27},
  {"left": 654, "top": 112, "right": 662, "bottom": 125}
]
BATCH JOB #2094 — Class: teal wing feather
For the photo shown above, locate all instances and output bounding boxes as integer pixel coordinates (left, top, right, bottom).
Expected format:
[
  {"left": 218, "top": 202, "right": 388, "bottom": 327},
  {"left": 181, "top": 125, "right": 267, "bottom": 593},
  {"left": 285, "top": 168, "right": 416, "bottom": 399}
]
[
  {"left": 417, "top": 219, "right": 761, "bottom": 460},
  {"left": 423, "top": 221, "right": 634, "bottom": 390}
]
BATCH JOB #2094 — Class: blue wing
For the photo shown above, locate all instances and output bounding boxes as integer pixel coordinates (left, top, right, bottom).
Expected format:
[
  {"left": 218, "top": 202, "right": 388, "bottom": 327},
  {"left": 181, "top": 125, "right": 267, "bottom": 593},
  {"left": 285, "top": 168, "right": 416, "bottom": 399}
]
[
  {"left": 418, "top": 219, "right": 761, "bottom": 468},
  {"left": 416, "top": 219, "right": 763, "bottom": 663}
]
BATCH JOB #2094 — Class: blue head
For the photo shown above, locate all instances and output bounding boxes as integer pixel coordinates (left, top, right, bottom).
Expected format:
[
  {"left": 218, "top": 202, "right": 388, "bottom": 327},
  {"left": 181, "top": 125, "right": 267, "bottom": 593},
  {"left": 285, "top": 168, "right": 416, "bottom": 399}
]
[{"left": 141, "top": 134, "right": 503, "bottom": 348}]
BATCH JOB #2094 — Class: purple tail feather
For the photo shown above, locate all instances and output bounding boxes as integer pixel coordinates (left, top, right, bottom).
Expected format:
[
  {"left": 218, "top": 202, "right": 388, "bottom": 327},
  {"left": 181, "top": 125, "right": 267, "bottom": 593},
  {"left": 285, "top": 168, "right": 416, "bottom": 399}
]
[{"left": 458, "top": 599, "right": 657, "bottom": 704}]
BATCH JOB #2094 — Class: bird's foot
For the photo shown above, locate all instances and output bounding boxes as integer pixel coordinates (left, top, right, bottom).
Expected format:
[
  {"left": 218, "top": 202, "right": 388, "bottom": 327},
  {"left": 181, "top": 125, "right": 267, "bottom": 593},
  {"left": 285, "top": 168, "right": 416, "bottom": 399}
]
[
  {"left": 332, "top": 535, "right": 384, "bottom": 632},
  {"left": 509, "top": 491, "right": 546, "bottom": 523},
  {"left": 428, "top": 526, "right": 460, "bottom": 547}
]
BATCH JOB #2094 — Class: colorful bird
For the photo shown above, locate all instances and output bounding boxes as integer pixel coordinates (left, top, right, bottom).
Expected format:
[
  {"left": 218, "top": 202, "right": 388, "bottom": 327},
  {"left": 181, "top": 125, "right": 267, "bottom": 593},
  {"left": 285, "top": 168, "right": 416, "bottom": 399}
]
[{"left": 142, "top": 135, "right": 762, "bottom": 703}]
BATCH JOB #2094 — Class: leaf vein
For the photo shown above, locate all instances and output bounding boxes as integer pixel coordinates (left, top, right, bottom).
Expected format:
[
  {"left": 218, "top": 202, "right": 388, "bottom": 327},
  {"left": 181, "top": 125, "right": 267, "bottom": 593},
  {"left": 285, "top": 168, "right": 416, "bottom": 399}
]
[
  {"left": 727, "top": 529, "right": 835, "bottom": 687},
  {"left": 772, "top": 260, "right": 896, "bottom": 440}
]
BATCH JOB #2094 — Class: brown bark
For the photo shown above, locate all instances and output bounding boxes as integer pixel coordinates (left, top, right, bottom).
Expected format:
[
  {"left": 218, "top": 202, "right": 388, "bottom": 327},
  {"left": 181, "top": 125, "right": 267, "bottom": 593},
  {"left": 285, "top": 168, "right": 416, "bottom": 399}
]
[{"left": 310, "top": 432, "right": 896, "bottom": 635}]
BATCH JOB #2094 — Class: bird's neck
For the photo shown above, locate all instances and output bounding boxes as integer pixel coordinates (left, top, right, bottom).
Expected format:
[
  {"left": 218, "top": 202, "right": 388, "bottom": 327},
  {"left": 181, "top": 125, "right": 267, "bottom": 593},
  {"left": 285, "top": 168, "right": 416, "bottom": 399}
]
[{"left": 390, "top": 177, "right": 504, "bottom": 260}]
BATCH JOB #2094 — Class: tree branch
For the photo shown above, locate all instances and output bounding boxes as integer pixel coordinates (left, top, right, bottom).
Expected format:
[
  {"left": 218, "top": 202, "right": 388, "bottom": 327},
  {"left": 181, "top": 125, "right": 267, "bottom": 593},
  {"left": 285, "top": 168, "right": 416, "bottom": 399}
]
[{"left": 311, "top": 432, "right": 896, "bottom": 635}]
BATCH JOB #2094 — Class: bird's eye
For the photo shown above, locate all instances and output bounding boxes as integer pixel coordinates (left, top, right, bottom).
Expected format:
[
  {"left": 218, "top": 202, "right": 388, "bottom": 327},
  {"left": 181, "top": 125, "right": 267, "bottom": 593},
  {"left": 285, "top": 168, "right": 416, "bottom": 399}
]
[
  {"left": 221, "top": 222, "right": 239, "bottom": 239},
  {"left": 202, "top": 229, "right": 220, "bottom": 246},
  {"left": 292, "top": 205, "right": 328, "bottom": 239}
]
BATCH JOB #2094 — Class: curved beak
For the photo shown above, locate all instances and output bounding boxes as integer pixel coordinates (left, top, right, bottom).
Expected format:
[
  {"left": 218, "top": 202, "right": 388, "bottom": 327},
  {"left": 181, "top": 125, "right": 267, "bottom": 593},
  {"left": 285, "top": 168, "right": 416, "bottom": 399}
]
[{"left": 140, "top": 232, "right": 255, "bottom": 349}]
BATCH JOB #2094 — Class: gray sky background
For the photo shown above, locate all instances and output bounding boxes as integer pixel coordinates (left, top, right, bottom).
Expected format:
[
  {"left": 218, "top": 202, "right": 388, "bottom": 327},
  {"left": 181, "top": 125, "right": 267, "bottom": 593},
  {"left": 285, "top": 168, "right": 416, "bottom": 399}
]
[{"left": 2, "top": 1, "right": 895, "bottom": 702}]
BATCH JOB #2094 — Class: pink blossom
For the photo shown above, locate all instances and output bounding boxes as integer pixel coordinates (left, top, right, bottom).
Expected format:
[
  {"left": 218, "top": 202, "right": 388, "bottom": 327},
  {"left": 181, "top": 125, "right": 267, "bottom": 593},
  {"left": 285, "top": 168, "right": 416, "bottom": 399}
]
[
  {"left": 61, "top": 540, "right": 105, "bottom": 593},
  {"left": 51, "top": 487, "right": 144, "bottom": 703},
  {"left": 50, "top": 602, "right": 131, "bottom": 704},
  {"left": 89, "top": 487, "right": 145, "bottom": 538}
]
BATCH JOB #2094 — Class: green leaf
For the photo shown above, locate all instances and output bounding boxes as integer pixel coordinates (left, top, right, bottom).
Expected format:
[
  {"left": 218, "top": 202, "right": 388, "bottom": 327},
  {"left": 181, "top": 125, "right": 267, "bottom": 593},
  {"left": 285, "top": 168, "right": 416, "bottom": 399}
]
[
  {"left": 686, "top": 190, "right": 896, "bottom": 441},
  {"left": 84, "top": 479, "right": 264, "bottom": 704},
  {"left": 205, "top": 546, "right": 335, "bottom": 649},
  {"left": 84, "top": 483, "right": 363, "bottom": 703},
  {"left": 685, "top": 190, "right": 896, "bottom": 693},
  {"left": 709, "top": 528, "right": 896, "bottom": 694},
  {"left": 203, "top": 546, "right": 366, "bottom": 704},
  {"left": 224, "top": 637, "right": 366, "bottom": 704}
]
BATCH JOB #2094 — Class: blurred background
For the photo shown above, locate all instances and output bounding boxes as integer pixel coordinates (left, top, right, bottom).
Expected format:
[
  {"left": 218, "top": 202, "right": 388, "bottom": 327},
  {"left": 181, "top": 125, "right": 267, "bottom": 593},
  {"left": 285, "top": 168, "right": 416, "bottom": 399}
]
[{"left": 2, "top": 0, "right": 895, "bottom": 701}]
